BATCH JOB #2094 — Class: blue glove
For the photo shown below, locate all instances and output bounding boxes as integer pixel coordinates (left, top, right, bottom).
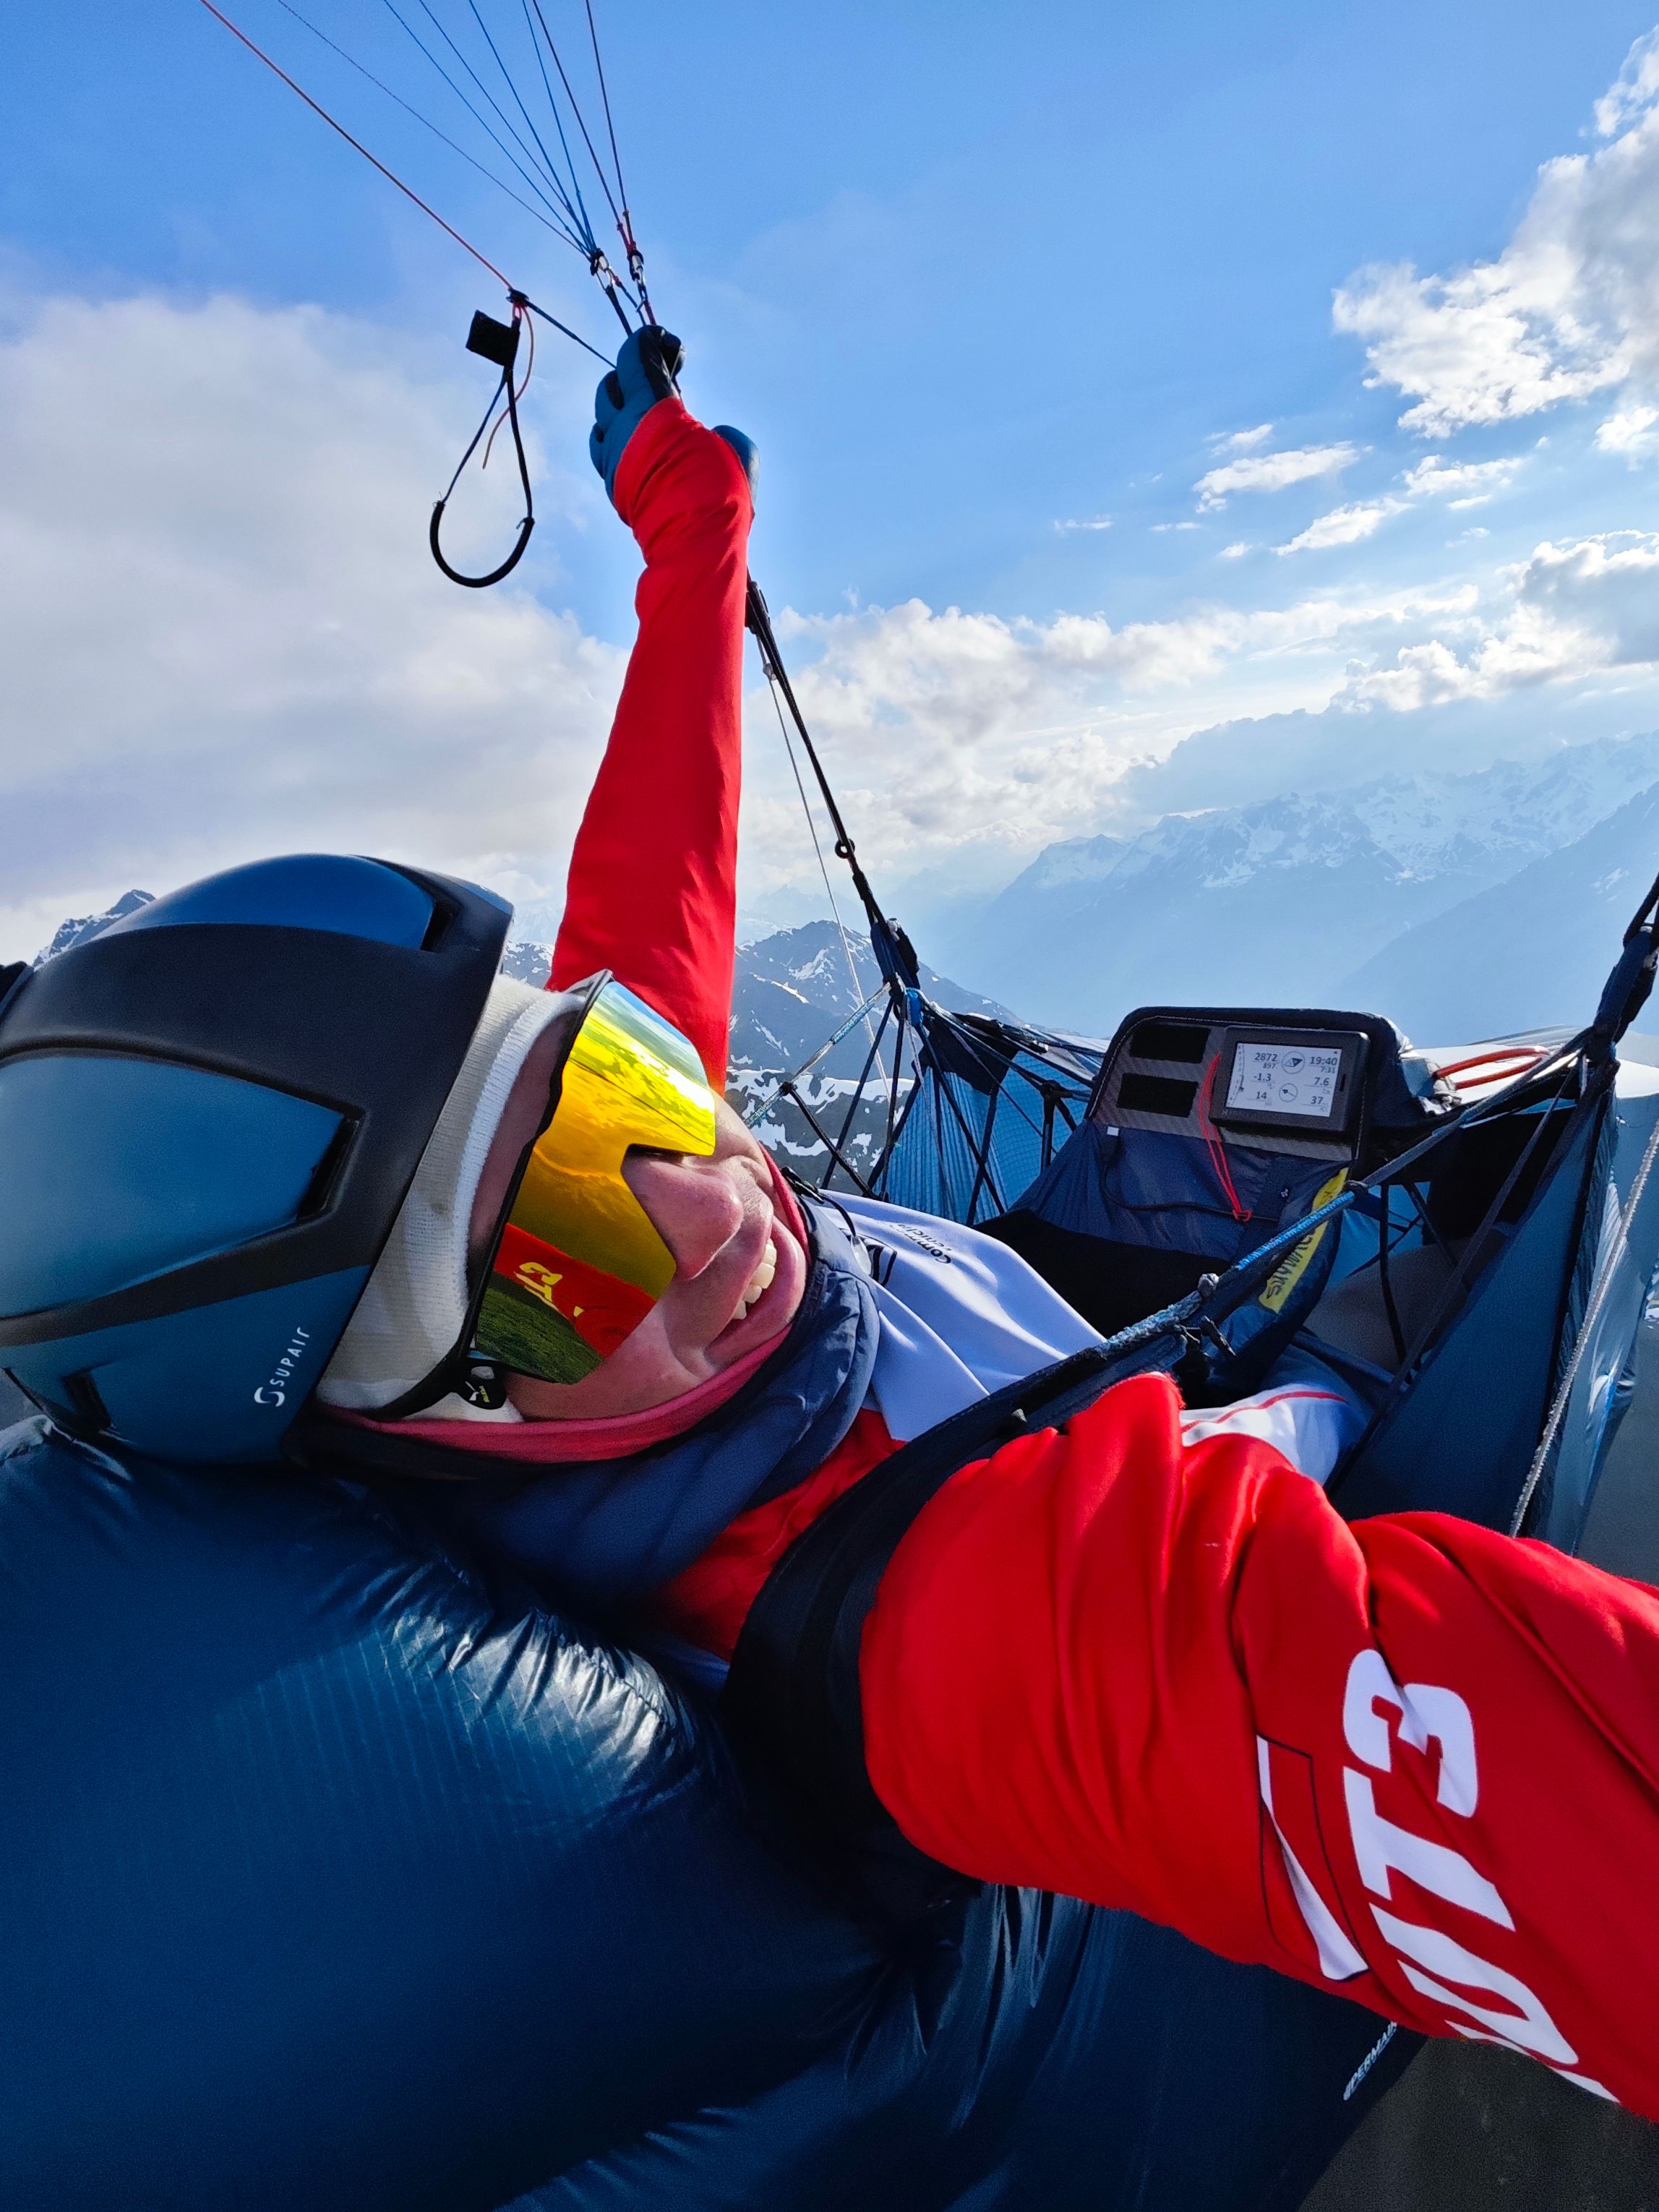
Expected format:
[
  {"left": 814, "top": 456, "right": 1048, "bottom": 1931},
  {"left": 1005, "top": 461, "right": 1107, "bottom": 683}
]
[
  {"left": 712, "top": 425, "right": 759, "bottom": 503},
  {"left": 590, "top": 325, "right": 683, "bottom": 503},
  {"left": 588, "top": 327, "right": 760, "bottom": 509}
]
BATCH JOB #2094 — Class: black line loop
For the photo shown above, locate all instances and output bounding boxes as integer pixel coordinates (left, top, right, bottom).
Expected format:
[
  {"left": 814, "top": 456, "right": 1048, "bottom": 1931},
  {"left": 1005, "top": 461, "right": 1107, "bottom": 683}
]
[{"left": 429, "top": 343, "right": 536, "bottom": 589}]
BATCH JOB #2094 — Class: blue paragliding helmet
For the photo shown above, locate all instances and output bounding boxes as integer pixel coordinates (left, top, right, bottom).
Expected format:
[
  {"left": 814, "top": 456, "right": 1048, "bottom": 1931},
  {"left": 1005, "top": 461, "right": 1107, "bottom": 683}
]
[{"left": 0, "top": 854, "right": 510, "bottom": 1464}]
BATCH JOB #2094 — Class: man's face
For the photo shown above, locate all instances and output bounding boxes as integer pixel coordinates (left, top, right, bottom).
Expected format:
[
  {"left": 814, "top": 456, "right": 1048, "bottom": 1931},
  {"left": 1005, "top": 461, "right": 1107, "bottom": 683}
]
[{"left": 467, "top": 1013, "right": 808, "bottom": 1418}]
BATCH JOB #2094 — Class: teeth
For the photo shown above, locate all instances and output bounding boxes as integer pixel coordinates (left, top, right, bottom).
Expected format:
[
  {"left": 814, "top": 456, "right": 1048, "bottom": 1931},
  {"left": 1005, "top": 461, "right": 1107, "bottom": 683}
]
[{"left": 737, "top": 1240, "right": 777, "bottom": 1318}]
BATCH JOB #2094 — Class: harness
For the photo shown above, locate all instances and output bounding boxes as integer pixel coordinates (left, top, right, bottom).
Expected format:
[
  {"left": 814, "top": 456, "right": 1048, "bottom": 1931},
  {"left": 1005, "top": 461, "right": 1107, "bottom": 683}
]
[{"left": 721, "top": 1315, "right": 1193, "bottom": 1924}]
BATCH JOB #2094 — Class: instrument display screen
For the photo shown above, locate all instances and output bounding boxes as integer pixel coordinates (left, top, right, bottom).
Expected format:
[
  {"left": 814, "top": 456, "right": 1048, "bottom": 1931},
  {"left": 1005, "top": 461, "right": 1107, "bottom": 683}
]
[
  {"left": 1225, "top": 1041, "right": 1344, "bottom": 1120},
  {"left": 1214, "top": 1027, "right": 1367, "bottom": 1139}
]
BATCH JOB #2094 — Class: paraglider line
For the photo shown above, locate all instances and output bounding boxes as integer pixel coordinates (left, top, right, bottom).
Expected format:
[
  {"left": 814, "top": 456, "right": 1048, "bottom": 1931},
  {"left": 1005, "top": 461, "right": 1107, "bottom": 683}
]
[
  {"left": 518, "top": 295, "right": 612, "bottom": 365},
  {"left": 525, "top": 0, "right": 627, "bottom": 233},
  {"left": 584, "top": 0, "right": 628, "bottom": 209},
  {"left": 481, "top": 301, "right": 533, "bottom": 469},
  {"left": 377, "top": 0, "right": 587, "bottom": 246},
  {"left": 581, "top": 0, "right": 651, "bottom": 314},
  {"left": 198, "top": 0, "right": 512, "bottom": 289},
  {"left": 763, "top": 669, "right": 881, "bottom": 1054},
  {"left": 463, "top": 0, "right": 585, "bottom": 235},
  {"left": 269, "top": 0, "right": 590, "bottom": 254},
  {"left": 399, "top": 0, "right": 583, "bottom": 231},
  {"left": 516, "top": 0, "right": 602, "bottom": 247}
]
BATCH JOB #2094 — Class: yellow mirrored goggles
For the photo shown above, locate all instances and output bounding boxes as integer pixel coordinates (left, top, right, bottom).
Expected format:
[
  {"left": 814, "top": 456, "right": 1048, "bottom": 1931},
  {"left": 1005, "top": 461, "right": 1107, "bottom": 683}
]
[{"left": 472, "top": 977, "right": 719, "bottom": 1386}]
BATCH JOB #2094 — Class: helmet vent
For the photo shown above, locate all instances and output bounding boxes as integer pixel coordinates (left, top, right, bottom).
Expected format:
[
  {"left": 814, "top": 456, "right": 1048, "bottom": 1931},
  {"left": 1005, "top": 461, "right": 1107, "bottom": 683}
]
[
  {"left": 419, "top": 896, "right": 459, "bottom": 953},
  {"left": 65, "top": 1370, "right": 109, "bottom": 1431},
  {"left": 24, "top": 1367, "right": 110, "bottom": 1437},
  {"left": 296, "top": 1117, "right": 357, "bottom": 1220}
]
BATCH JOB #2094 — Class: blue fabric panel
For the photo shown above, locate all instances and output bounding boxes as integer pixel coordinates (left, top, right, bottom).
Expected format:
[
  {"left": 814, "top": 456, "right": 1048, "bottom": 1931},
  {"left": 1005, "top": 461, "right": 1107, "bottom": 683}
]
[
  {"left": 882, "top": 1048, "right": 1094, "bottom": 1228},
  {"left": 0, "top": 1055, "right": 343, "bottom": 1313},
  {"left": 1335, "top": 1104, "right": 1599, "bottom": 1527},
  {"left": 1540, "top": 1079, "right": 1659, "bottom": 1550},
  {"left": 1011, "top": 1120, "right": 1337, "bottom": 1266},
  {"left": 0, "top": 1423, "right": 877, "bottom": 2211}
]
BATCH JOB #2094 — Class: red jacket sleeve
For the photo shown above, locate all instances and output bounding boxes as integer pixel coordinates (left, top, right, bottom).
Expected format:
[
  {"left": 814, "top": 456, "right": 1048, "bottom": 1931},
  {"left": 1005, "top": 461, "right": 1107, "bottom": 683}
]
[
  {"left": 860, "top": 1371, "right": 1659, "bottom": 2117},
  {"left": 550, "top": 398, "right": 753, "bottom": 1089}
]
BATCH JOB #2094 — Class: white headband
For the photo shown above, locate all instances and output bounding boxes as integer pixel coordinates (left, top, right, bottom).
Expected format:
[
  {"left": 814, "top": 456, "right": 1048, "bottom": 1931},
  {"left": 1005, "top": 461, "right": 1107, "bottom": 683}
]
[{"left": 317, "top": 974, "right": 568, "bottom": 1416}]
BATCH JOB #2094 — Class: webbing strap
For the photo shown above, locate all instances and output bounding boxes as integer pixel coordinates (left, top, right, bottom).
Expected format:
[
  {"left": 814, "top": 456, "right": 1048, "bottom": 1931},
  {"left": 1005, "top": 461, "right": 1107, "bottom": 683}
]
[{"left": 721, "top": 1326, "right": 1190, "bottom": 1922}]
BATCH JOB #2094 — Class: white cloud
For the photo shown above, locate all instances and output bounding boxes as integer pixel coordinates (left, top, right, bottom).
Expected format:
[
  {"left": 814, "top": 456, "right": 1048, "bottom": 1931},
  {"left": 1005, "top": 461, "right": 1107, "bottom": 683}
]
[
  {"left": 1054, "top": 515, "right": 1113, "bottom": 532},
  {"left": 1336, "top": 530, "right": 1659, "bottom": 708},
  {"left": 1593, "top": 26, "right": 1659, "bottom": 137},
  {"left": 1194, "top": 441, "right": 1358, "bottom": 510},
  {"left": 1595, "top": 402, "right": 1659, "bottom": 456},
  {"left": 1400, "top": 453, "right": 1524, "bottom": 505},
  {"left": 0, "top": 286, "right": 621, "bottom": 958},
  {"left": 10, "top": 285, "right": 1659, "bottom": 951},
  {"left": 1333, "top": 29, "right": 1659, "bottom": 434},
  {"left": 1277, "top": 499, "right": 1405, "bottom": 554},
  {"left": 741, "top": 578, "right": 1484, "bottom": 886},
  {"left": 1209, "top": 424, "right": 1275, "bottom": 454},
  {"left": 4, "top": 283, "right": 1469, "bottom": 950},
  {"left": 1276, "top": 451, "right": 1525, "bottom": 554},
  {"left": 1512, "top": 528, "right": 1659, "bottom": 665}
]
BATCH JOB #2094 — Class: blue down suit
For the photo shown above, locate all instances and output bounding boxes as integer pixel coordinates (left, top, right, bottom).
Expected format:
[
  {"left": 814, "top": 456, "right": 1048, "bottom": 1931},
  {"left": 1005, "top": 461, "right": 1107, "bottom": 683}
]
[{"left": 0, "top": 1412, "right": 1412, "bottom": 2211}]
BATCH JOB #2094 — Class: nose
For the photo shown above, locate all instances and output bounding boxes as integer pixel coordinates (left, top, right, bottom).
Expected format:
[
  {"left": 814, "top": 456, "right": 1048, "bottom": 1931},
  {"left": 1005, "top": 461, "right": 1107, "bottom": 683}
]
[{"left": 622, "top": 1152, "right": 747, "bottom": 1279}]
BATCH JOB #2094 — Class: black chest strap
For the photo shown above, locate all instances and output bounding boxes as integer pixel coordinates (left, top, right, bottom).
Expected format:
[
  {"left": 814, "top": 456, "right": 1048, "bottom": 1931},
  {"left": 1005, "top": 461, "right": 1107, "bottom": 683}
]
[{"left": 720, "top": 1324, "right": 1189, "bottom": 1923}]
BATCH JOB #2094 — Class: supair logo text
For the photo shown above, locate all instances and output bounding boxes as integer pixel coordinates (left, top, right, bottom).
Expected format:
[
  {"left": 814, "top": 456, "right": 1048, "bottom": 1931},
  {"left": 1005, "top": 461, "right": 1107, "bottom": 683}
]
[{"left": 254, "top": 1326, "right": 313, "bottom": 1408}]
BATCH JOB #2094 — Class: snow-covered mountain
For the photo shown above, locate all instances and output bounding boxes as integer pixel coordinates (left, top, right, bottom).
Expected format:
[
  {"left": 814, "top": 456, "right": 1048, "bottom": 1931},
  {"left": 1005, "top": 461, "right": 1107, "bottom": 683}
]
[
  {"left": 34, "top": 888, "right": 155, "bottom": 961},
  {"left": 934, "top": 736, "right": 1659, "bottom": 1035},
  {"left": 501, "top": 919, "right": 1003, "bottom": 1076},
  {"left": 1347, "top": 782, "right": 1659, "bottom": 1042},
  {"left": 721, "top": 919, "right": 1009, "bottom": 1176},
  {"left": 34, "top": 729, "right": 1659, "bottom": 1079},
  {"left": 727, "top": 919, "right": 1006, "bottom": 1078},
  {"left": 500, "top": 940, "right": 555, "bottom": 987}
]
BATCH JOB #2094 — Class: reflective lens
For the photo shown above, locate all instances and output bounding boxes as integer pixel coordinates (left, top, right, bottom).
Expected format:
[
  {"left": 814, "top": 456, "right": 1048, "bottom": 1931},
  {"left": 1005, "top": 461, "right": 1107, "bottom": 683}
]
[{"left": 473, "top": 980, "right": 718, "bottom": 1384}]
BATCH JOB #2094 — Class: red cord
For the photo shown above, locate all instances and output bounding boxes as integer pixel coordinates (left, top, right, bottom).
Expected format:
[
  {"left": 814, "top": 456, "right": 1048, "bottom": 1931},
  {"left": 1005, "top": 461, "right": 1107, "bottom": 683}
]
[
  {"left": 1434, "top": 1045, "right": 1548, "bottom": 1084},
  {"left": 481, "top": 304, "right": 534, "bottom": 472},
  {"left": 1199, "top": 1055, "right": 1251, "bottom": 1222}
]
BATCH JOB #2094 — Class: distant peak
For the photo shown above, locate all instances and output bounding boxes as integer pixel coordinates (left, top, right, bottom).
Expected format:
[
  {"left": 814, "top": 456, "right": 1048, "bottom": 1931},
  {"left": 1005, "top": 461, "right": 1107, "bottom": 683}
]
[{"left": 35, "top": 889, "right": 155, "bottom": 965}]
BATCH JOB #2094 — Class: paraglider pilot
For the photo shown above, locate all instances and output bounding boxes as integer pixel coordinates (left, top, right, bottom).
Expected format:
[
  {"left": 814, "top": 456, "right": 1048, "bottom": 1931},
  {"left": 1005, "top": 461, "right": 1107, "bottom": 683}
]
[{"left": 3, "top": 328, "right": 1657, "bottom": 2128}]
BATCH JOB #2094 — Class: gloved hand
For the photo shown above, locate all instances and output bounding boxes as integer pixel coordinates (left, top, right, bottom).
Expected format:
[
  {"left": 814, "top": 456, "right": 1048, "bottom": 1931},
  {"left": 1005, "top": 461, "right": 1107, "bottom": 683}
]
[
  {"left": 590, "top": 325, "right": 684, "bottom": 502},
  {"left": 588, "top": 326, "right": 760, "bottom": 508}
]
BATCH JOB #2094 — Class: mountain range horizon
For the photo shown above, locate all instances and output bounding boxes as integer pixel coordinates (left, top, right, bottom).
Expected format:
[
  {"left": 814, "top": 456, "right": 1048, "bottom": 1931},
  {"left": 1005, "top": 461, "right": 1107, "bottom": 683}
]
[{"left": 38, "top": 726, "right": 1659, "bottom": 1076}]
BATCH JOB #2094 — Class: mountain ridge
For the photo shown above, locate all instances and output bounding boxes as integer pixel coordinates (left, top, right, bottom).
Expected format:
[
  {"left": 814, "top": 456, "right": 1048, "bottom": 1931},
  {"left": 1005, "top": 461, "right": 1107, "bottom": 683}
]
[{"left": 932, "top": 734, "right": 1659, "bottom": 1036}]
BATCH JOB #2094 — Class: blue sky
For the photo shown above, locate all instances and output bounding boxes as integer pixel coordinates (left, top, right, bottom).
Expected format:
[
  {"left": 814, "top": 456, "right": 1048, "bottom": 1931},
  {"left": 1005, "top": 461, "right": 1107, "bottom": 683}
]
[{"left": 3, "top": 1, "right": 1659, "bottom": 953}]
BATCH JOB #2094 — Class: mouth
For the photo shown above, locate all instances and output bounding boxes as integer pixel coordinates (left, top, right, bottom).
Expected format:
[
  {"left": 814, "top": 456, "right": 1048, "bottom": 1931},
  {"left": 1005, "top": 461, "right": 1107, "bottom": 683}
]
[
  {"left": 708, "top": 1224, "right": 796, "bottom": 1356},
  {"left": 732, "top": 1238, "right": 777, "bottom": 1322}
]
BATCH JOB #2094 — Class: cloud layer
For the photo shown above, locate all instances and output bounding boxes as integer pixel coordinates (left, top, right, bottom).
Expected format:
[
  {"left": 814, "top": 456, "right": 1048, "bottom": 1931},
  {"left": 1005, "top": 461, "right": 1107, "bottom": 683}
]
[
  {"left": 1334, "top": 30, "right": 1659, "bottom": 434},
  {"left": 9, "top": 112, "right": 1659, "bottom": 966},
  {"left": 0, "top": 287, "right": 620, "bottom": 955}
]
